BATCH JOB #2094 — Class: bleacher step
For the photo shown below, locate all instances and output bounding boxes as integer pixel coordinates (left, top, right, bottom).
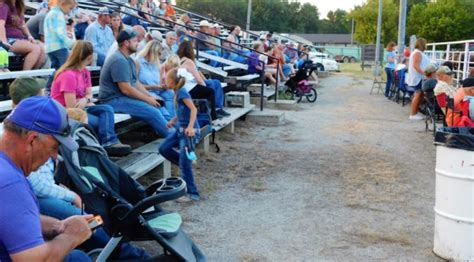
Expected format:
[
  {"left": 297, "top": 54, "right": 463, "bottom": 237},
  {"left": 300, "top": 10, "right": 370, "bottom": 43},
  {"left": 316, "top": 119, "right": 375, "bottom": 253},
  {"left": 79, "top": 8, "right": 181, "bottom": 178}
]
[
  {"left": 246, "top": 109, "right": 285, "bottom": 126},
  {"left": 266, "top": 99, "right": 297, "bottom": 110},
  {"left": 115, "top": 138, "right": 170, "bottom": 179}
]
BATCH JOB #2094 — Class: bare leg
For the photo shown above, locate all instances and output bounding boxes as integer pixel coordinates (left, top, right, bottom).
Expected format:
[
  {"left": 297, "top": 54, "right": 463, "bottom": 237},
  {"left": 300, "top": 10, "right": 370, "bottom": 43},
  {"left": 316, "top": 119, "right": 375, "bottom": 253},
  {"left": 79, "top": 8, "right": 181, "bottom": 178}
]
[
  {"left": 33, "top": 42, "right": 47, "bottom": 69},
  {"left": 10, "top": 40, "right": 41, "bottom": 70},
  {"left": 410, "top": 91, "right": 424, "bottom": 115}
]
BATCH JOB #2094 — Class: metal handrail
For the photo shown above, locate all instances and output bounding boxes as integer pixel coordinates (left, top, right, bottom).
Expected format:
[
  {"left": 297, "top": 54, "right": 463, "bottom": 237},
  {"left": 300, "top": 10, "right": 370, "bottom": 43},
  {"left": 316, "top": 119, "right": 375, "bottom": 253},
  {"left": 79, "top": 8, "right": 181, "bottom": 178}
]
[{"left": 82, "top": 0, "right": 279, "bottom": 110}]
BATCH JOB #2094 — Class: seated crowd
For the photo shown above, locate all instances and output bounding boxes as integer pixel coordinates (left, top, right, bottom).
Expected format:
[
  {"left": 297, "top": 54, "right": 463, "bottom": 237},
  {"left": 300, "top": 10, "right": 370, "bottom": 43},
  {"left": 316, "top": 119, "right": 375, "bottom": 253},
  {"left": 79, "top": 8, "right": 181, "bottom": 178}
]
[
  {"left": 0, "top": 1, "right": 318, "bottom": 259},
  {"left": 382, "top": 38, "right": 474, "bottom": 127}
]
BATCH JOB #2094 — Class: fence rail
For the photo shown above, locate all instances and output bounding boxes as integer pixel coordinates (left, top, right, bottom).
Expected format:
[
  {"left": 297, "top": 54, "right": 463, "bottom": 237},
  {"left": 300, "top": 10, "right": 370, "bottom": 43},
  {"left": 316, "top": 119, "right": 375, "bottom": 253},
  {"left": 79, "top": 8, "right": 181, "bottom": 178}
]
[{"left": 426, "top": 40, "right": 474, "bottom": 86}]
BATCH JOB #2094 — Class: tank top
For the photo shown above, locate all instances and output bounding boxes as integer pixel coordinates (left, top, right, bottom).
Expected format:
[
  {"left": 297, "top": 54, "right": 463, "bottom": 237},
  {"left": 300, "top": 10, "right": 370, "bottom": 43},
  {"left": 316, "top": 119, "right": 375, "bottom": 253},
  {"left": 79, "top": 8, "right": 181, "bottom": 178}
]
[
  {"left": 407, "top": 49, "right": 430, "bottom": 86},
  {"left": 178, "top": 58, "right": 198, "bottom": 92}
]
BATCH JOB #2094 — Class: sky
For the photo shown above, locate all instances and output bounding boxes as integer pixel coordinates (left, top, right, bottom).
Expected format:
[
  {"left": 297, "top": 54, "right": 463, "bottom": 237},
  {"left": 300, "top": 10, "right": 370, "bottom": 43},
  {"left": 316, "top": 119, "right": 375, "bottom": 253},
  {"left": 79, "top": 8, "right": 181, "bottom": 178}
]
[{"left": 300, "top": 0, "right": 366, "bottom": 18}]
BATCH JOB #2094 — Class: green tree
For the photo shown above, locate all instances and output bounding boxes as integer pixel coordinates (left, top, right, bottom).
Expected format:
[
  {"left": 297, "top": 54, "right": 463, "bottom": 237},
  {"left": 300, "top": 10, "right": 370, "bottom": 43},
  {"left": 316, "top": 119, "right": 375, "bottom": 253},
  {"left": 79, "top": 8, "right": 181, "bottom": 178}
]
[
  {"left": 349, "top": 0, "right": 398, "bottom": 44},
  {"left": 407, "top": 0, "right": 474, "bottom": 42},
  {"left": 320, "top": 9, "right": 350, "bottom": 34}
]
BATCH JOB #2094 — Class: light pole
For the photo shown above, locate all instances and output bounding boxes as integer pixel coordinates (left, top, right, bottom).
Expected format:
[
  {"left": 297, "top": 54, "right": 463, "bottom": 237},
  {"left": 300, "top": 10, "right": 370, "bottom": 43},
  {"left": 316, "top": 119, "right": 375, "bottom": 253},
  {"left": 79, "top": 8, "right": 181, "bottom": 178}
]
[
  {"left": 374, "top": 0, "right": 383, "bottom": 77},
  {"left": 397, "top": 0, "right": 407, "bottom": 62},
  {"left": 246, "top": 0, "right": 252, "bottom": 31}
]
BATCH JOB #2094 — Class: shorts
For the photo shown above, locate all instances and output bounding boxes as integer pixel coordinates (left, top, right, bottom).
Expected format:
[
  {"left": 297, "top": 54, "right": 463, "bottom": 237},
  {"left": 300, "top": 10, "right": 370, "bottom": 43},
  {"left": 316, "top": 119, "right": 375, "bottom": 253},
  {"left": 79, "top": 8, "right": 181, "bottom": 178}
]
[{"left": 410, "top": 80, "right": 423, "bottom": 92}]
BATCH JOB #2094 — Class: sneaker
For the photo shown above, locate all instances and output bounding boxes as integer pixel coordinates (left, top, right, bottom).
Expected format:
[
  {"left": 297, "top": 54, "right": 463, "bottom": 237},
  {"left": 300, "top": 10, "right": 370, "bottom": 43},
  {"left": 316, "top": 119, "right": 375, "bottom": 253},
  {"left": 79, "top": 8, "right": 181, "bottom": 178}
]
[
  {"left": 409, "top": 113, "right": 424, "bottom": 120},
  {"left": 175, "top": 196, "right": 192, "bottom": 203},
  {"left": 216, "top": 109, "right": 231, "bottom": 117},
  {"left": 187, "top": 193, "right": 201, "bottom": 201},
  {"left": 104, "top": 142, "right": 132, "bottom": 156}
]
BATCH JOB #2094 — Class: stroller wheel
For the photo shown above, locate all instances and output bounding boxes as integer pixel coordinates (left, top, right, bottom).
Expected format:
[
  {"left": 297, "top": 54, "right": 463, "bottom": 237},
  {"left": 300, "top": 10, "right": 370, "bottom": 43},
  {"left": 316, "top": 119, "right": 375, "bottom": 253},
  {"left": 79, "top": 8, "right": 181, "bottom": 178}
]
[{"left": 306, "top": 87, "right": 317, "bottom": 103}]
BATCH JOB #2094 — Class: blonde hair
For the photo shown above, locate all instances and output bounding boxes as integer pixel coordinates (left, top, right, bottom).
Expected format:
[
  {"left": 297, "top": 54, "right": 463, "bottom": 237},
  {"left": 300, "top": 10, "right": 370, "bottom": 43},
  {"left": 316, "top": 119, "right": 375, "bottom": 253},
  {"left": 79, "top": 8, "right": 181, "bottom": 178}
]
[
  {"left": 164, "top": 54, "right": 180, "bottom": 72},
  {"left": 67, "top": 108, "right": 88, "bottom": 123},
  {"left": 166, "top": 68, "right": 186, "bottom": 91},
  {"left": 415, "top": 38, "right": 427, "bottom": 52},
  {"left": 55, "top": 41, "right": 93, "bottom": 79},
  {"left": 137, "top": 40, "right": 162, "bottom": 64}
]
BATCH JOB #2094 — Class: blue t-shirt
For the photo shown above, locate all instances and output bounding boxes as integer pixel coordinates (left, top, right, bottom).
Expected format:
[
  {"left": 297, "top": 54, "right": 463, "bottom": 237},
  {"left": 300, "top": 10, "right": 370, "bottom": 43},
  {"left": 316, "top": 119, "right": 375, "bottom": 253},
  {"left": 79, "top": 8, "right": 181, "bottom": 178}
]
[
  {"left": 99, "top": 50, "right": 138, "bottom": 101},
  {"left": 137, "top": 57, "right": 160, "bottom": 86},
  {"left": 385, "top": 51, "right": 396, "bottom": 69},
  {"left": 177, "top": 87, "right": 199, "bottom": 129},
  {"left": 0, "top": 152, "right": 44, "bottom": 261}
]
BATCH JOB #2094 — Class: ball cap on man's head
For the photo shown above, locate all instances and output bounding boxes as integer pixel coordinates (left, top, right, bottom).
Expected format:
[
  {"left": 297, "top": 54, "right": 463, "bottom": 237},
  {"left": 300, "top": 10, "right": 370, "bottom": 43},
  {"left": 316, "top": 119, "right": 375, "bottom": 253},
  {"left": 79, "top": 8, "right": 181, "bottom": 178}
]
[
  {"left": 117, "top": 28, "right": 138, "bottom": 44},
  {"left": 436, "top": 65, "right": 455, "bottom": 76},
  {"left": 6, "top": 96, "right": 78, "bottom": 151},
  {"left": 199, "top": 20, "right": 212, "bottom": 27},
  {"left": 98, "top": 7, "right": 112, "bottom": 15},
  {"left": 9, "top": 77, "right": 44, "bottom": 105}
]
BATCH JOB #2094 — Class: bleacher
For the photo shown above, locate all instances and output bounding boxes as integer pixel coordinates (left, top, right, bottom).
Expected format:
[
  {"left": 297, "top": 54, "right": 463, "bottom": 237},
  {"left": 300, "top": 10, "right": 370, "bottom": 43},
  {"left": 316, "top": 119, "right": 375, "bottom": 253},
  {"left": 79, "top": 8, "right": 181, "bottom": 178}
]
[{"left": 0, "top": 0, "right": 300, "bottom": 180}]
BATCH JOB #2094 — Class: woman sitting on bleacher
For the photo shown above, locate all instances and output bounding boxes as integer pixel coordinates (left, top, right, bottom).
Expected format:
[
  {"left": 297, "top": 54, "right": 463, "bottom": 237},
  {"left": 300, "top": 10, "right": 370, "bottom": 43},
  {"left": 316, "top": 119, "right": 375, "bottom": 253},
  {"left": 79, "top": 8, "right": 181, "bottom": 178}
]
[
  {"left": 178, "top": 40, "right": 230, "bottom": 119},
  {"left": 111, "top": 12, "right": 124, "bottom": 39},
  {"left": 51, "top": 40, "right": 131, "bottom": 155},
  {"left": 136, "top": 39, "right": 175, "bottom": 118},
  {"left": 0, "top": 0, "right": 47, "bottom": 70}
]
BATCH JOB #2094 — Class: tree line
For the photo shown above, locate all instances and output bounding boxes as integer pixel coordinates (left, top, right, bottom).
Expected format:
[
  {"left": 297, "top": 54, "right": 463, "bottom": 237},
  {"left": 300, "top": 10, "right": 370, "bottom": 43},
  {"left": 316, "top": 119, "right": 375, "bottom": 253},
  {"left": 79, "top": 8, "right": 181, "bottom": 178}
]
[
  {"left": 176, "top": 0, "right": 474, "bottom": 44},
  {"left": 175, "top": 0, "right": 349, "bottom": 34}
]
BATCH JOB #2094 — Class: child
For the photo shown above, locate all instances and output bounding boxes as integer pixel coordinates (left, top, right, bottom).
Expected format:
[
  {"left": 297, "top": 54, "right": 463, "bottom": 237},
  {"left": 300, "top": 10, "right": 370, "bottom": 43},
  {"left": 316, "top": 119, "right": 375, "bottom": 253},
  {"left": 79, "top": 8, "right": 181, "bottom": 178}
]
[
  {"left": 44, "top": 0, "right": 76, "bottom": 92},
  {"left": 159, "top": 67, "right": 201, "bottom": 201}
]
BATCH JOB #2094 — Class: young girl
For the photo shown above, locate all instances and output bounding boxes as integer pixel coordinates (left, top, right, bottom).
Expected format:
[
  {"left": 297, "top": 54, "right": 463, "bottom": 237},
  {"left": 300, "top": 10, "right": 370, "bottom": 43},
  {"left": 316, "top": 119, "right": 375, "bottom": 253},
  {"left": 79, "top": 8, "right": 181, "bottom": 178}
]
[
  {"left": 159, "top": 67, "right": 201, "bottom": 201},
  {"left": 50, "top": 40, "right": 131, "bottom": 156}
]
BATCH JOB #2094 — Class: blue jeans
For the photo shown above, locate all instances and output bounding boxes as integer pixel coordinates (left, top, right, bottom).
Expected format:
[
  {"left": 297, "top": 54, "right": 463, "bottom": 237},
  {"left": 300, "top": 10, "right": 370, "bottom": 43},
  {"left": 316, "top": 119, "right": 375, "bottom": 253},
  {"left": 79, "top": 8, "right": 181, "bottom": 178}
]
[
  {"left": 97, "top": 53, "right": 106, "bottom": 67},
  {"left": 86, "top": 104, "right": 119, "bottom": 147},
  {"left": 385, "top": 67, "right": 394, "bottom": 97},
  {"left": 202, "top": 50, "right": 220, "bottom": 67},
  {"left": 46, "top": 48, "right": 69, "bottom": 94},
  {"left": 282, "top": 64, "right": 293, "bottom": 77},
  {"left": 150, "top": 89, "right": 176, "bottom": 119},
  {"left": 205, "top": 79, "right": 224, "bottom": 109},
  {"left": 38, "top": 197, "right": 149, "bottom": 259},
  {"left": 225, "top": 52, "right": 247, "bottom": 64},
  {"left": 159, "top": 129, "right": 201, "bottom": 196},
  {"left": 105, "top": 96, "right": 173, "bottom": 137},
  {"left": 64, "top": 250, "right": 92, "bottom": 262}
]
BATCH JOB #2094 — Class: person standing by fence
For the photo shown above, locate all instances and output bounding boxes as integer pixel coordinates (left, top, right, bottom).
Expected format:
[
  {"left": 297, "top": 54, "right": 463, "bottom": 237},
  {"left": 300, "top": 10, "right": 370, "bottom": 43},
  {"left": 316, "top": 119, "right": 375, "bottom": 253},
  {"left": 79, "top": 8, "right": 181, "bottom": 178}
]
[{"left": 384, "top": 41, "right": 396, "bottom": 98}]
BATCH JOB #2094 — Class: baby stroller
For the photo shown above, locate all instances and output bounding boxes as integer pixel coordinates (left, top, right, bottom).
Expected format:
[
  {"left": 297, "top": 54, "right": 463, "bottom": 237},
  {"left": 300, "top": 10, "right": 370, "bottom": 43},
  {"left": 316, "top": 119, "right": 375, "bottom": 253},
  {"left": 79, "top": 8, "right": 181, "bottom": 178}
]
[
  {"left": 56, "top": 121, "right": 206, "bottom": 262},
  {"left": 284, "top": 60, "right": 318, "bottom": 103}
]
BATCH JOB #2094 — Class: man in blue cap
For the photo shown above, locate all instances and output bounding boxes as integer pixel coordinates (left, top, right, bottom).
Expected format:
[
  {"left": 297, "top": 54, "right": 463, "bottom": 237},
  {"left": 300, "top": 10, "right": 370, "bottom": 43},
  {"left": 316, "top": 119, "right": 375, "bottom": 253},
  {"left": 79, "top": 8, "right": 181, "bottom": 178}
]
[{"left": 0, "top": 96, "right": 93, "bottom": 261}]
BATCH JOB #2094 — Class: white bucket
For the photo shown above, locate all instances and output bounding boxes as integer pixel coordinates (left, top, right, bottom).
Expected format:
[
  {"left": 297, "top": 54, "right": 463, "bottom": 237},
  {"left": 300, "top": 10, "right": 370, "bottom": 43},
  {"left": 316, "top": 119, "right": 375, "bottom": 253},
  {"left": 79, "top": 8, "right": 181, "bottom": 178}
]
[{"left": 433, "top": 145, "right": 474, "bottom": 261}]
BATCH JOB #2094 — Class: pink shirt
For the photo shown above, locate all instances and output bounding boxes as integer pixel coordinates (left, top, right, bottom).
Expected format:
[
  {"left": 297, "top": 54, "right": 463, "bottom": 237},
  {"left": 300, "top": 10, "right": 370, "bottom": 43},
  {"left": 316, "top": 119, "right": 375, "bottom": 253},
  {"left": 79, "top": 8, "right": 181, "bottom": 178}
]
[{"left": 51, "top": 68, "right": 91, "bottom": 107}]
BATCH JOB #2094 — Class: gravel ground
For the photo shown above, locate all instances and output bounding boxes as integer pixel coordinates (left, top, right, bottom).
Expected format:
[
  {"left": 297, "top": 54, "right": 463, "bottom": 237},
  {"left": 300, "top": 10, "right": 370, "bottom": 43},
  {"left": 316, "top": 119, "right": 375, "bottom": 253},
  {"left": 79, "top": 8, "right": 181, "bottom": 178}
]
[{"left": 139, "top": 73, "right": 443, "bottom": 261}]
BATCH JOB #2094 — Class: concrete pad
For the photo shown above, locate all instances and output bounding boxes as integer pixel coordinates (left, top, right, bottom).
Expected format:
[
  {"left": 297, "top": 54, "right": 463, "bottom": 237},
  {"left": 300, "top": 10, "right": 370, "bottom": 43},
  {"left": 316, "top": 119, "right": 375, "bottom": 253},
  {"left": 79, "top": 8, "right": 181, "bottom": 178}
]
[
  {"left": 266, "top": 99, "right": 297, "bottom": 111},
  {"left": 247, "top": 109, "right": 285, "bottom": 126}
]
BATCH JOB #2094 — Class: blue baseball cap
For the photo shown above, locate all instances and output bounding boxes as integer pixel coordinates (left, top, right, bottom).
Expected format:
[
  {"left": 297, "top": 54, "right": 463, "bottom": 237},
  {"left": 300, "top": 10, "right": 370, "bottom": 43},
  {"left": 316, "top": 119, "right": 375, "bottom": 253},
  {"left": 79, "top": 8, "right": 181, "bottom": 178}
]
[{"left": 6, "top": 96, "right": 78, "bottom": 151}]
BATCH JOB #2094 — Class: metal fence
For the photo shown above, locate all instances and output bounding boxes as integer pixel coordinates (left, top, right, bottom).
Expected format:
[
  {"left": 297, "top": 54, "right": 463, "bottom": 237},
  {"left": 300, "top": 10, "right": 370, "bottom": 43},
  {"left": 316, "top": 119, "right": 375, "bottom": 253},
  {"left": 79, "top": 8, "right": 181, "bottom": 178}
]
[{"left": 426, "top": 39, "right": 474, "bottom": 86}]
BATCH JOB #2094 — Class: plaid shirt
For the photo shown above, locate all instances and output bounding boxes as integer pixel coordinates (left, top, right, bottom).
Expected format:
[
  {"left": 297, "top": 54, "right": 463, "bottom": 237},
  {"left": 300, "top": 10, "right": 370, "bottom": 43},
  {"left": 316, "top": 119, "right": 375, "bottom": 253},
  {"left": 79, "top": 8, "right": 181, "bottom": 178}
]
[
  {"left": 44, "top": 6, "right": 74, "bottom": 53},
  {"left": 27, "top": 159, "right": 76, "bottom": 202}
]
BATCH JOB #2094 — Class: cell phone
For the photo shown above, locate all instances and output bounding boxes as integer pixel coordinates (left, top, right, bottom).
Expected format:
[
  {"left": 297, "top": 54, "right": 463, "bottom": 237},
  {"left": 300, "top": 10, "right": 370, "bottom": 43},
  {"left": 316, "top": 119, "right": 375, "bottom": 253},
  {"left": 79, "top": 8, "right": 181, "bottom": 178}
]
[
  {"left": 155, "top": 98, "right": 165, "bottom": 107},
  {"left": 87, "top": 215, "right": 103, "bottom": 231}
]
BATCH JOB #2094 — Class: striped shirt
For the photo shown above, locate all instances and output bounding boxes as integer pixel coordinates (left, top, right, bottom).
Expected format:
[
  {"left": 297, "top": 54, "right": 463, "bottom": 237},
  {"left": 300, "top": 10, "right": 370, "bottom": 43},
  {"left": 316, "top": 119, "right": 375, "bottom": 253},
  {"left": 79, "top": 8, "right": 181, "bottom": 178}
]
[
  {"left": 44, "top": 6, "right": 74, "bottom": 53},
  {"left": 27, "top": 159, "right": 76, "bottom": 202}
]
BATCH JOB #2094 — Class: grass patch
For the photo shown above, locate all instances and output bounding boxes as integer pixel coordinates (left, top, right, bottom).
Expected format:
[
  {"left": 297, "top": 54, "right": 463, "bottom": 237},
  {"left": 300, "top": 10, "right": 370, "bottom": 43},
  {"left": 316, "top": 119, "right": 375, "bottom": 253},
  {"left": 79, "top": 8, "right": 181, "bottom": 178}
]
[
  {"left": 340, "top": 63, "right": 382, "bottom": 80},
  {"left": 277, "top": 90, "right": 294, "bottom": 100}
]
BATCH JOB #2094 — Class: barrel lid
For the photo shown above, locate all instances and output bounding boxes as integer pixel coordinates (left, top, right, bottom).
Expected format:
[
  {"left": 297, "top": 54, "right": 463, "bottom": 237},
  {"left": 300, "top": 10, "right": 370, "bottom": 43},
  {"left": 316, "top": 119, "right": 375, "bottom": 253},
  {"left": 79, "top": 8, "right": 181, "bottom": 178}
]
[{"left": 434, "top": 127, "right": 474, "bottom": 152}]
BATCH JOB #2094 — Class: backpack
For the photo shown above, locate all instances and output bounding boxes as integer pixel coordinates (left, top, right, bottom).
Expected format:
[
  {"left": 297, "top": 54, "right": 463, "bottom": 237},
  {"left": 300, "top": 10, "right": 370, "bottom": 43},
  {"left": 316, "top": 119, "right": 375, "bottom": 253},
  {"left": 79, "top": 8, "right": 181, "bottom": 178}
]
[{"left": 193, "top": 99, "right": 220, "bottom": 153}]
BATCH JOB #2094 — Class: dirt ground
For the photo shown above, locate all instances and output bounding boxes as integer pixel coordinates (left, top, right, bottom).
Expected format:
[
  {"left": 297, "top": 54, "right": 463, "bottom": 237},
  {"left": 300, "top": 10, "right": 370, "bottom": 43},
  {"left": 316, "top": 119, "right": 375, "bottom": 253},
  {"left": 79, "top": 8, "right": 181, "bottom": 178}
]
[{"left": 139, "top": 72, "right": 443, "bottom": 261}]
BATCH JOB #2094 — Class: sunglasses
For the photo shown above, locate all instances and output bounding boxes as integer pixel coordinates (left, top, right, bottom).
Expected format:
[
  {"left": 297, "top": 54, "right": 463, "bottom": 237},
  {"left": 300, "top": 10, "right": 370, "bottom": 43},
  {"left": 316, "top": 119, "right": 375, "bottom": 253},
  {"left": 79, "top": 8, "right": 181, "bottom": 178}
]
[{"left": 33, "top": 119, "right": 71, "bottom": 137}]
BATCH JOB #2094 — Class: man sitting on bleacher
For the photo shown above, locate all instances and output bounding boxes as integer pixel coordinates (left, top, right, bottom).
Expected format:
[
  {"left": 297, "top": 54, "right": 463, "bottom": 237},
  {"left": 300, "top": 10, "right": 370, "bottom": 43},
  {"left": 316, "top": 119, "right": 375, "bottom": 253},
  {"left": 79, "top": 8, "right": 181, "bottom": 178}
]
[
  {"left": 195, "top": 20, "right": 220, "bottom": 67},
  {"left": 99, "top": 28, "right": 173, "bottom": 137},
  {"left": 160, "top": 31, "right": 177, "bottom": 63},
  {"left": 84, "top": 7, "right": 115, "bottom": 66}
]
